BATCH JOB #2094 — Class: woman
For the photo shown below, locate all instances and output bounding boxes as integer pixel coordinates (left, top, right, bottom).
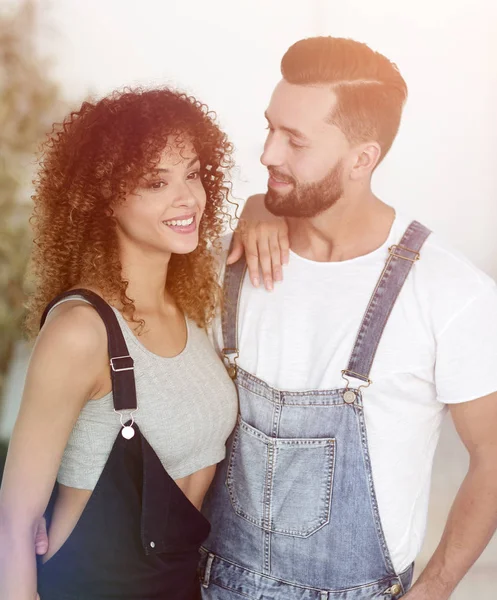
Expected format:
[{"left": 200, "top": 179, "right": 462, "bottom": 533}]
[{"left": 0, "top": 87, "right": 241, "bottom": 600}]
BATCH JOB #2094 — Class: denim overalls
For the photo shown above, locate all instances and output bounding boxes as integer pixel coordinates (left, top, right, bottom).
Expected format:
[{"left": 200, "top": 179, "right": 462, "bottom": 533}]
[
  {"left": 200, "top": 221, "right": 431, "bottom": 600},
  {"left": 37, "top": 289, "right": 210, "bottom": 600}
]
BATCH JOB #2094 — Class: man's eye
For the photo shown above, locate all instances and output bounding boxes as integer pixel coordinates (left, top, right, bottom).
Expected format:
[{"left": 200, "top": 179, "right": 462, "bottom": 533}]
[{"left": 289, "top": 140, "right": 305, "bottom": 150}]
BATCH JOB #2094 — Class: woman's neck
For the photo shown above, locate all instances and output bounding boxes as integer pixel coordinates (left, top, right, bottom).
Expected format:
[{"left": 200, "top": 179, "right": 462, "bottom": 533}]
[{"left": 117, "top": 244, "right": 175, "bottom": 315}]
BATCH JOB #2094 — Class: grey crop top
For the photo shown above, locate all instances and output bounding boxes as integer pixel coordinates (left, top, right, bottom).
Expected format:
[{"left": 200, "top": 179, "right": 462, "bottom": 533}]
[{"left": 50, "top": 296, "right": 238, "bottom": 489}]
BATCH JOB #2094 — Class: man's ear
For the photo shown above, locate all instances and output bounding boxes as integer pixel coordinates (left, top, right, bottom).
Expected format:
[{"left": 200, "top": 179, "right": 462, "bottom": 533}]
[{"left": 349, "top": 142, "right": 382, "bottom": 180}]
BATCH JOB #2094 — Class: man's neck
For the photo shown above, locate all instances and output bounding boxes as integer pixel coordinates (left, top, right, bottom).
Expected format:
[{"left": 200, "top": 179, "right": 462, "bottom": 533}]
[{"left": 287, "top": 193, "right": 395, "bottom": 263}]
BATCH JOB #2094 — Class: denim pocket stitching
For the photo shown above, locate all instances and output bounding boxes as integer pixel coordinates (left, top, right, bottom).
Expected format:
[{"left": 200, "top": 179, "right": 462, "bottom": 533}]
[{"left": 226, "top": 418, "right": 336, "bottom": 537}]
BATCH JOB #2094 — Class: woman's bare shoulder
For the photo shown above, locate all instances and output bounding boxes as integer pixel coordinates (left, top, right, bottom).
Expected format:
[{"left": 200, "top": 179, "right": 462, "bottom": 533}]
[{"left": 36, "top": 298, "right": 108, "bottom": 365}]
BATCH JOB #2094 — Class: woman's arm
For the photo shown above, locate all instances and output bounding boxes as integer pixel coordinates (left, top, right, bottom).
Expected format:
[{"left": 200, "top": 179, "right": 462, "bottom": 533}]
[
  {"left": 0, "top": 303, "right": 106, "bottom": 600},
  {"left": 227, "top": 193, "right": 289, "bottom": 290}
]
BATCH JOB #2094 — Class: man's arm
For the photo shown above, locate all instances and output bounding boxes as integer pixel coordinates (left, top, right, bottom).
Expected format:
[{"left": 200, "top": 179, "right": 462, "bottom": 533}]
[{"left": 405, "top": 391, "right": 497, "bottom": 599}]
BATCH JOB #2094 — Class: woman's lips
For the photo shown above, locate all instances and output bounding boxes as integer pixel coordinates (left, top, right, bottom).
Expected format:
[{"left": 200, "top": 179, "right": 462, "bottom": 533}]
[{"left": 162, "top": 214, "right": 197, "bottom": 234}]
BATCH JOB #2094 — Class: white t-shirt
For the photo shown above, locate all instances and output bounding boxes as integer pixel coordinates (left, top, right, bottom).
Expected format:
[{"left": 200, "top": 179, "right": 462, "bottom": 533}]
[{"left": 211, "top": 213, "right": 497, "bottom": 573}]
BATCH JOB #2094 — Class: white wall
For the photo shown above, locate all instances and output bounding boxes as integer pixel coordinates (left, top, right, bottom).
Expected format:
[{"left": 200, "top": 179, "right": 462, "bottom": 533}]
[
  {"left": 5, "top": 0, "right": 497, "bottom": 432},
  {"left": 1, "top": 0, "right": 497, "bottom": 414},
  {"left": 2, "top": 2, "right": 497, "bottom": 592},
  {"left": 319, "top": 0, "right": 497, "bottom": 276},
  {"left": 3, "top": 2, "right": 495, "bottom": 382},
  {"left": 41, "top": 0, "right": 324, "bottom": 205},
  {"left": 2, "top": 0, "right": 325, "bottom": 435},
  {"left": 39, "top": 0, "right": 497, "bottom": 275}
]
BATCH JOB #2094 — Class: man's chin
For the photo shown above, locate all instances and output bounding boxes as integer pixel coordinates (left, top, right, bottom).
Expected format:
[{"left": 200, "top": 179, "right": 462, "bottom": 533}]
[
  {"left": 264, "top": 195, "right": 294, "bottom": 218},
  {"left": 264, "top": 191, "right": 285, "bottom": 216},
  {"left": 265, "top": 187, "right": 292, "bottom": 203}
]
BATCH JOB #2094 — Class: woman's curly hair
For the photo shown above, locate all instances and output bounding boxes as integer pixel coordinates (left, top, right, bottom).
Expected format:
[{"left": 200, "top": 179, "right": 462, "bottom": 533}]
[{"left": 26, "top": 87, "right": 234, "bottom": 336}]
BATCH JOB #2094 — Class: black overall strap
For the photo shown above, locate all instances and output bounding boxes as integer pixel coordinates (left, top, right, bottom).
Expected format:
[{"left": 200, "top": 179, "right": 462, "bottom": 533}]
[
  {"left": 40, "top": 288, "right": 137, "bottom": 411},
  {"left": 342, "top": 220, "right": 431, "bottom": 385}
]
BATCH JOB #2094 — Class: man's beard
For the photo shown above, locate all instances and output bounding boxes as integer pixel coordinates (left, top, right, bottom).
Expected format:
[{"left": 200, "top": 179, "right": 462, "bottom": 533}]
[{"left": 265, "top": 161, "right": 344, "bottom": 218}]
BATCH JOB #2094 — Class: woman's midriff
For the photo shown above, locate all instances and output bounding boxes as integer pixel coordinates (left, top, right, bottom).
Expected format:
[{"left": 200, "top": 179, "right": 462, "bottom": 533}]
[{"left": 43, "top": 463, "right": 217, "bottom": 563}]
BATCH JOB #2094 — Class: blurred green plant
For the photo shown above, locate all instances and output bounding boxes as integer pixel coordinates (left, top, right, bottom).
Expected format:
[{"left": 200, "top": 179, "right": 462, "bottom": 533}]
[{"left": 0, "top": 0, "right": 63, "bottom": 400}]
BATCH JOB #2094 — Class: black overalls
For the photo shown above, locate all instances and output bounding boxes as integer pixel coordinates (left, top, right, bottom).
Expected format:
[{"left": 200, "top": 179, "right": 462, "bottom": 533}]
[{"left": 37, "top": 289, "right": 210, "bottom": 600}]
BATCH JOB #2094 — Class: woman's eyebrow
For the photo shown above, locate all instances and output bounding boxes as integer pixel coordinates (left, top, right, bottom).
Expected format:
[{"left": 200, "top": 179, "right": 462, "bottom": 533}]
[{"left": 154, "top": 156, "right": 200, "bottom": 173}]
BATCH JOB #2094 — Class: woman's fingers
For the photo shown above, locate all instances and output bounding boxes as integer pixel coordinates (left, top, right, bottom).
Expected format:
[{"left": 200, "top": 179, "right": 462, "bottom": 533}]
[
  {"left": 269, "top": 231, "right": 282, "bottom": 284},
  {"left": 34, "top": 517, "right": 48, "bottom": 555},
  {"left": 256, "top": 227, "right": 274, "bottom": 291},
  {"left": 278, "top": 228, "right": 290, "bottom": 269},
  {"left": 226, "top": 230, "right": 244, "bottom": 265},
  {"left": 244, "top": 226, "right": 262, "bottom": 288},
  {"left": 230, "top": 216, "right": 290, "bottom": 290}
]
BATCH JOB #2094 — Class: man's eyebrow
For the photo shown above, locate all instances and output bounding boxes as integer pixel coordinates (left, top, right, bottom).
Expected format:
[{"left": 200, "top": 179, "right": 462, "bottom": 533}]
[
  {"left": 264, "top": 112, "right": 307, "bottom": 140},
  {"left": 154, "top": 155, "right": 200, "bottom": 173}
]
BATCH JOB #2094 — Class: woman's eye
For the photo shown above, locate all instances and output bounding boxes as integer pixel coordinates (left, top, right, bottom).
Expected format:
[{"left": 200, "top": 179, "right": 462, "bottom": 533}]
[
  {"left": 187, "top": 170, "right": 200, "bottom": 180},
  {"left": 148, "top": 180, "right": 166, "bottom": 190}
]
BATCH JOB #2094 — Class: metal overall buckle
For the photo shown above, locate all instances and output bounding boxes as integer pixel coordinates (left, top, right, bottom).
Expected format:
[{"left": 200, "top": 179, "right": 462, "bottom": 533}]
[
  {"left": 388, "top": 244, "right": 420, "bottom": 262},
  {"left": 110, "top": 355, "right": 134, "bottom": 372},
  {"left": 222, "top": 348, "right": 239, "bottom": 379},
  {"left": 114, "top": 408, "right": 138, "bottom": 439},
  {"left": 341, "top": 370, "right": 372, "bottom": 404}
]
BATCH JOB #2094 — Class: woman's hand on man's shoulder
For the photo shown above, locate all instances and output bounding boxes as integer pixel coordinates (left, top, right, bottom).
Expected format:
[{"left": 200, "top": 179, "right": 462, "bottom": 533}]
[{"left": 227, "top": 193, "right": 289, "bottom": 291}]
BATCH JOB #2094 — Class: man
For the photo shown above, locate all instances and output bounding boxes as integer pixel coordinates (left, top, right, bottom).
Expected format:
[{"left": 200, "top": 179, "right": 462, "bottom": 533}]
[{"left": 199, "top": 37, "right": 497, "bottom": 599}]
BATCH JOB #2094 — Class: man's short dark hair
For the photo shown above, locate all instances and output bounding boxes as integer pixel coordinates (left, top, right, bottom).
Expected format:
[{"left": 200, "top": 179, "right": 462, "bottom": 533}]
[{"left": 281, "top": 37, "right": 408, "bottom": 162}]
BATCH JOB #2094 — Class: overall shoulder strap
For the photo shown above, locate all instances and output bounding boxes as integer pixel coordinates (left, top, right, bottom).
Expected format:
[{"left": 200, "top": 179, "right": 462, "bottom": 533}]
[
  {"left": 343, "top": 221, "right": 431, "bottom": 386},
  {"left": 40, "top": 288, "right": 137, "bottom": 411},
  {"left": 220, "top": 241, "right": 247, "bottom": 377}
]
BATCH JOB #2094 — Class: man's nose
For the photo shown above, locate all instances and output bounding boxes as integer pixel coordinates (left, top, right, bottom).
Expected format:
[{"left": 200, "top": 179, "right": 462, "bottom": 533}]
[{"left": 260, "top": 133, "right": 285, "bottom": 168}]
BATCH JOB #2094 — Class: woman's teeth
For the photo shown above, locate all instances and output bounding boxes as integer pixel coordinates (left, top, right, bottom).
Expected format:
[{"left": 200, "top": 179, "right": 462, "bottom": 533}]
[{"left": 164, "top": 216, "right": 194, "bottom": 227}]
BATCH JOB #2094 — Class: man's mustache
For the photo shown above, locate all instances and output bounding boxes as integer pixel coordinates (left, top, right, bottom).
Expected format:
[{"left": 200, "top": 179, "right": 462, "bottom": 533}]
[{"left": 268, "top": 167, "right": 295, "bottom": 185}]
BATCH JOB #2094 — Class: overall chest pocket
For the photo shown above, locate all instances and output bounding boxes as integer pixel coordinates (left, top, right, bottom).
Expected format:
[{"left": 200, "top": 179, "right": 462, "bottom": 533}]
[{"left": 226, "top": 417, "right": 336, "bottom": 537}]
